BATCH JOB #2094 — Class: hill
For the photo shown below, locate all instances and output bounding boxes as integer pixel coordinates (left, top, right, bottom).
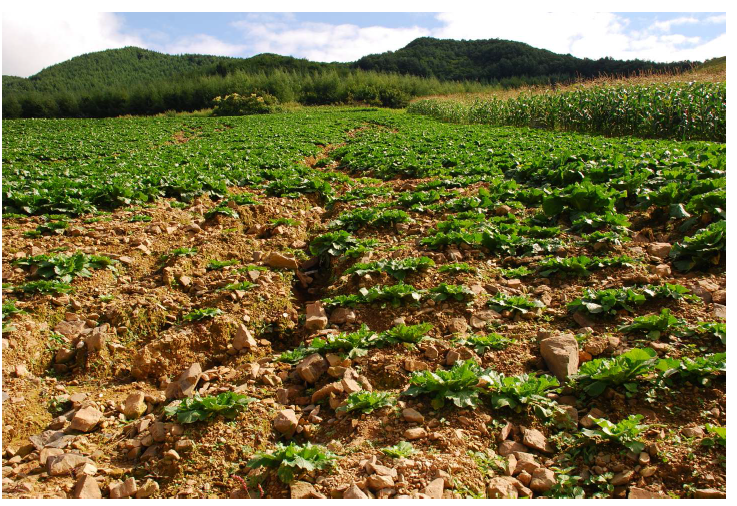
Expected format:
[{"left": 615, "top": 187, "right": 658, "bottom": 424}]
[{"left": 353, "top": 37, "right": 695, "bottom": 82}]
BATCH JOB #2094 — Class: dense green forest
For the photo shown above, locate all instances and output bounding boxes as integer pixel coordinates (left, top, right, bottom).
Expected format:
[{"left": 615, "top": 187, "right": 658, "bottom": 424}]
[
  {"left": 354, "top": 37, "right": 694, "bottom": 81},
  {"left": 3, "top": 37, "right": 699, "bottom": 118}
]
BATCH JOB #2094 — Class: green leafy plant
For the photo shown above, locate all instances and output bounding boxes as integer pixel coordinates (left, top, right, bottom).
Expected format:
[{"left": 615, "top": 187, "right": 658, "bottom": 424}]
[
  {"left": 429, "top": 283, "right": 474, "bottom": 302},
  {"left": 379, "top": 323, "right": 433, "bottom": 345},
  {"left": 128, "top": 214, "right": 153, "bottom": 222},
  {"left": 438, "top": 262, "right": 476, "bottom": 274},
  {"left": 183, "top": 307, "right": 223, "bottom": 321},
  {"left": 568, "top": 283, "right": 697, "bottom": 316},
  {"left": 322, "top": 283, "right": 424, "bottom": 309},
  {"left": 219, "top": 281, "right": 257, "bottom": 291},
  {"left": 572, "top": 348, "right": 658, "bottom": 396},
  {"left": 246, "top": 442, "right": 337, "bottom": 484},
  {"left": 338, "top": 391, "right": 395, "bottom": 414},
  {"left": 487, "top": 293, "right": 545, "bottom": 316},
  {"left": 345, "top": 257, "right": 435, "bottom": 281},
  {"left": 655, "top": 353, "right": 726, "bottom": 386},
  {"left": 381, "top": 441, "right": 415, "bottom": 458},
  {"left": 205, "top": 205, "right": 239, "bottom": 219},
  {"left": 403, "top": 359, "right": 482, "bottom": 409},
  {"left": 207, "top": 259, "right": 240, "bottom": 270},
  {"left": 456, "top": 333, "right": 515, "bottom": 354},
  {"left": 2, "top": 300, "right": 26, "bottom": 332},
  {"left": 14, "top": 280, "right": 73, "bottom": 295},
  {"left": 569, "top": 211, "right": 631, "bottom": 233},
  {"left": 309, "top": 231, "right": 360, "bottom": 257},
  {"left": 329, "top": 208, "right": 410, "bottom": 231},
  {"left": 694, "top": 321, "right": 726, "bottom": 345},
  {"left": 702, "top": 425, "right": 726, "bottom": 447},
  {"left": 14, "top": 252, "right": 115, "bottom": 283},
  {"left": 499, "top": 266, "right": 533, "bottom": 279},
  {"left": 537, "top": 255, "right": 634, "bottom": 278},
  {"left": 618, "top": 308, "right": 688, "bottom": 340},
  {"left": 164, "top": 392, "right": 255, "bottom": 423},
  {"left": 482, "top": 371, "right": 561, "bottom": 418},
  {"left": 581, "top": 414, "right": 649, "bottom": 453},
  {"left": 669, "top": 220, "right": 725, "bottom": 271}
]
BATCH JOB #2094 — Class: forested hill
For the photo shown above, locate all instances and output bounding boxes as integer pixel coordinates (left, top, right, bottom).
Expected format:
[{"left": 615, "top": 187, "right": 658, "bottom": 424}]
[
  {"left": 2, "top": 47, "right": 228, "bottom": 94},
  {"left": 353, "top": 37, "right": 694, "bottom": 82}
]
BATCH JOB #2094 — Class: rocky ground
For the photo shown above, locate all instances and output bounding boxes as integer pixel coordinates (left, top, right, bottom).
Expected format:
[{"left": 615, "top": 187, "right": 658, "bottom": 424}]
[{"left": 2, "top": 128, "right": 726, "bottom": 499}]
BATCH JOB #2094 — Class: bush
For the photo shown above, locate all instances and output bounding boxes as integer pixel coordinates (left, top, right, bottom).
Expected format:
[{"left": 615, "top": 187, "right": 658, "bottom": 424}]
[{"left": 212, "top": 92, "right": 280, "bottom": 116}]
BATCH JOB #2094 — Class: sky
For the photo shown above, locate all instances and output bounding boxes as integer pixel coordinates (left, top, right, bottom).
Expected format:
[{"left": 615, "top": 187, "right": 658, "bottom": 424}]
[{"left": 2, "top": 6, "right": 728, "bottom": 78}]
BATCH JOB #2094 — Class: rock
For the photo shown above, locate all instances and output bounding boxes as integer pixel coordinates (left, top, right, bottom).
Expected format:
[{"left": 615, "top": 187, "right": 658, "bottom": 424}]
[
  {"left": 712, "top": 290, "right": 726, "bottom": 305},
  {"left": 506, "top": 454, "right": 517, "bottom": 476},
  {"left": 110, "top": 477, "right": 137, "bottom": 499},
  {"left": 274, "top": 409, "right": 299, "bottom": 438},
  {"left": 583, "top": 336, "right": 608, "bottom": 356},
  {"left": 135, "top": 479, "right": 160, "bottom": 499},
  {"left": 647, "top": 242, "right": 672, "bottom": 259},
  {"left": 653, "top": 264, "right": 671, "bottom": 277},
  {"left": 54, "top": 320, "right": 86, "bottom": 339},
  {"left": 305, "top": 302, "right": 328, "bottom": 331},
  {"left": 39, "top": 448, "right": 65, "bottom": 465},
  {"left": 517, "top": 470, "right": 532, "bottom": 487},
  {"left": 530, "top": 468, "right": 555, "bottom": 493},
  {"left": 70, "top": 407, "right": 103, "bottom": 433},
  {"left": 403, "top": 427, "right": 427, "bottom": 440},
  {"left": 122, "top": 392, "right": 147, "bottom": 419},
  {"left": 404, "top": 359, "right": 429, "bottom": 372},
  {"left": 47, "top": 453, "right": 91, "bottom": 476},
  {"left": 682, "top": 426, "right": 704, "bottom": 438},
  {"left": 447, "top": 318, "right": 468, "bottom": 334},
  {"left": 367, "top": 474, "right": 394, "bottom": 491},
  {"left": 498, "top": 440, "right": 527, "bottom": 456},
  {"left": 513, "top": 452, "right": 541, "bottom": 474},
  {"left": 555, "top": 405, "right": 579, "bottom": 426},
  {"left": 628, "top": 487, "right": 665, "bottom": 499},
  {"left": 165, "top": 363, "right": 202, "bottom": 399},
  {"left": 487, "top": 477, "right": 519, "bottom": 499},
  {"left": 498, "top": 421, "right": 514, "bottom": 441},
  {"left": 522, "top": 428, "right": 554, "bottom": 453},
  {"left": 572, "top": 312, "right": 594, "bottom": 329},
  {"left": 610, "top": 470, "right": 634, "bottom": 486},
  {"left": 580, "top": 407, "right": 606, "bottom": 429},
  {"left": 341, "top": 369, "right": 363, "bottom": 394},
  {"left": 329, "top": 308, "right": 356, "bottom": 324},
  {"left": 233, "top": 324, "right": 258, "bottom": 351},
  {"left": 266, "top": 252, "right": 299, "bottom": 270},
  {"left": 13, "top": 364, "right": 29, "bottom": 377},
  {"left": 402, "top": 408, "right": 424, "bottom": 424},
  {"left": 693, "top": 489, "right": 726, "bottom": 499},
  {"left": 73, "top": 475, "right": 102, "bottom": 499},
  {"left": 639, "top": 466, "right": 657, "bottom": 477},
  {"left": 366, "top": 462, "right": 397, "bottom": 478},
  {"left": 343, "top": 484, "right": 369, "bottom": 499},
  {"left": 296, "top": 353, "right": 328, "bottom": 384},
  {"left": 290, "top": 481, "right": 325, "bottom": 499},
  {"left": 713, "top": 304, "right": 726, "bottom": 320},
  {"left": 311, "top": 382, "right": 342, "bottom": 403},
  {"left": 539, "top": 334, "right": 579, "bottom": 382},
  {"left": 424, "top": 478, "right": 445, "bottom": 499}
]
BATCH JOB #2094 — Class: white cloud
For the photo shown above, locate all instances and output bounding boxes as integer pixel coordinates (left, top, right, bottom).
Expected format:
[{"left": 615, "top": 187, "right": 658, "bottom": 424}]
[
  {"left": 233, "top": 17, "right": 431, "bottom": 62},
  {"left": 650, "top": 16, "right": 698, "bottom": 32},
  {"left": 159, "top": 34, "right": 248, "bottom": 56},
  {"left": 2, "top": 12, "right": 145, "bottom": 77},
  {"left": 705, "top": 14, "right": 727, "bottom": 24}
]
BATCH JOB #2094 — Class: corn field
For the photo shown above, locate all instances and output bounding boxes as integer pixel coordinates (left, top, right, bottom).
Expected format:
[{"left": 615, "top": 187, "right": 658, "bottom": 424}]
[{"left": 407, "top": 82, "right": 726, "bottom": 142}]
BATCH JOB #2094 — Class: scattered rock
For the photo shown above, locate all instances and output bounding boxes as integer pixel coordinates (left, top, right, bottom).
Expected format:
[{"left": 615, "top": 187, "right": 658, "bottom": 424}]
[
  {"left": 647, "top": 242, "right": 672, "bottom": 259},
  {"left": 539, "top": 334, "right": 579, "bottom": 381},
  {"left": 610, "top": 470, "right": 634, "bottom": 486},
  {"left": 682, "top": 426, "right": 704, "bottom": 438},
  {"left": 628, "top": 487, "right": 665, "bottom": 499},
  {"left": 367, "top": 474, "right": 394, "bottom": 491},
  {"left": 402, "top": 408, "right": 424, "bottom": 424},
  {"left": 296, "top": 354, "right": 329, "bottom": 384},
  {"left": 305, "top": 301, "right": 328, "bottom": 331},
  {"left": 135, "top": 479, "right": 160, "bottom": 499},
  {"left": 424, "top": 478, "right": 445, "bottom": 499},
  {"left": 522, "top": 428, "right": 554, "bottom": 454},
  {"left": 290, "top": 481, "right": 325, "bottom": 499},
  {"left": 70, "top": 407, "right": 103, "bottom": 433},
  {"left": 165, "top": 363, "right": 202, "bottom": 399},
  {"left": 447, "top": 318, "right": 468, "bottom": 334},
  {"left": 529, "top": 468, "right": 555, "bottom": 493},
  {"left": 580, "top": 408, "right": 606, "bottom": 429},
  {"left": 343, "top": 484, "right": 369, "bottom": 499},
  {"left": 266, "top": 252, "right": 299, "bottom": 270},
  {"left": 274, "top": 409, "right": 299, "bottom": 438},
  {"left": 693, "top": 489, "right": 726, "bottom": 499},
  {"left": 122, "top": 392, "right": 147, "bottom": 419},
  {"left": 110, "top": 477, "right": 138, "bottom": 499},
  {"left": 403, "top": 427, "right": 427, "bottom": 440},
  {"left": 233, "top": 324, "right": 258, "bottom": 351},
  {"left": 73, "top": 475, "right": 102, "bottom": 499},
  {"left": 47, "top": 454, "right": 91, "bottom": 476},
  {"left": 498, "top": 441, "right": 527, "bottom": 456},
  {"left": 487, "top": 477, "right": 519, "bottom": 499},
  {"left": 329, "top": 308, "right": 356, "bottom": 324}
]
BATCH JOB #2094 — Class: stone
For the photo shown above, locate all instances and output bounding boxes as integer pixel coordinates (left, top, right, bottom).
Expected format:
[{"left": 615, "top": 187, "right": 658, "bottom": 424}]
[
  {"left": 165, "top": 363, "right": 202, "bottom": 399},
  {"left": 233, "top": 324, "right": 258, "bottom": 351},
  {"left": 136, "top": 479, "right": 160, "bottom": 499},
  {"left": 274, "top": 409, "right": 299, "bottom": 438},
  {"left": 341, "top": 369, "right": 363, "bottom": 394},
  {"left": 517, "top": 471, "right": 532, "bottom": 487},
  {"left": 424, "top": 478, "right": 445, "bottom": 499},
  {"left": 639, "top": 466, "right": 657, "bottom": 477},
  {"left": 647, "top": 242, "right": 672, "bottom": 259},
  {"left": 513, "top": 452, "right": 541, "bottom": 474},
  {"left": 498, "top": 440, "right": 527, "bottom": 456},
  {"left": 73, "top": 475, "right": 102, "bottom": 499},
  {"left": 329, "top": 308, "right": 356, "bottom": 325},
  {"left": 110, "top": 477, "right": 138, "bottom": 499},
  {"left": 343, "top": 484, "right": 369, "bottom": 499},
  {"left": 530, "top": 468, "right": 555, "bottom": 493},
  {"left": 266, "top": 251, "right": 299, "bottom": 270},
  {"left": 367, "top": 474, "right": 394, "bottom": 491},
  {"left": 290, "top": 481, "right": 325, "bottom": 499},
  {"left": 682, "top": 426, "right": 705, "bottom": 438},
  {"left": 540, "top": 334, "right": 579, "bottom": 381},
  {"left": 610, "top": 470, "right": 634, "bottom": 486},
  {"left": 305, "top": 302, "right": 328, "bottom": 331},
  {"left": 506, "top": 454, "right": 517, "bottom": 476},
  {"left": 403, "top": 427, "right": 427, "bottom": 440},
  {"left": 498, "top": 421, "right": 514, "bottom": 441},
  {"left": 47, "top": 453, "right": 91, "bottom": 476},
  {"left": 39, "top": 448, "right": 64, "bottom": 465},
  {"left": 404, "top": 359, "right": 429, "bottom": 372},
  {"left": 628, "top": 487, "right": 665, "bottom": 499},
  {"left": 713, "top": 304, "right": 726, "bottom": 320},
  {"left": 13, "top": 364, "right": 29, "bottom": 377},
  {"left": 583, "top": 336, "right": 608, "bottom": 356},
  {"left": 693, "top": 489, "right": 726, "bottom": 499},
  {"left": 653, "top": 264, "right": 671, "bottom": 277},
  {"left": 448, "top": 318, "right": 468, "bottom": 334},
  {"left": 70, "top": 406, "right": 103, "bottom": 433},
  {"left": 522, "top": 428, "right": 554, "bottom": 454},
  {"left": 402, "top": 408, "right": 424, "bottom": 424},
  {"left": 580, "top": 408, "right": 606, "bottom": 429},
  {"left": 712, "top": 290, "right": 726, "bottom": 305},
  {"left": 296, "top": 354, "right": 329, "bottom": 384},
  {"left": 487, "top": 477, "right": 519, "bottom": 499},
  {"left": 123, "top": 392, "right": 147, "bottom": 419}
]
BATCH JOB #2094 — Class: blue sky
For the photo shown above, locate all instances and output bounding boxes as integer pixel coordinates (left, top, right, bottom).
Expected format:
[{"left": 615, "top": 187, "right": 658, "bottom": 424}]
[{"left": 2, "top": 10, "right": 727, "bottom": 77}]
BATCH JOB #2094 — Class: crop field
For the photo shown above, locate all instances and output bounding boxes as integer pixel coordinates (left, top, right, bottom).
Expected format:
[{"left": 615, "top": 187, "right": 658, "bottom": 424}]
[{"left": 1, "top": 102, "right": 726, "bottom": 499}]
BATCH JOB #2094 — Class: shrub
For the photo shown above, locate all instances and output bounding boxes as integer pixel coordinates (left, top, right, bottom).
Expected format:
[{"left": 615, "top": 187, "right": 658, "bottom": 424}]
[{"left": 212, "top": 92, "right": 280, "bottom": 116}]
